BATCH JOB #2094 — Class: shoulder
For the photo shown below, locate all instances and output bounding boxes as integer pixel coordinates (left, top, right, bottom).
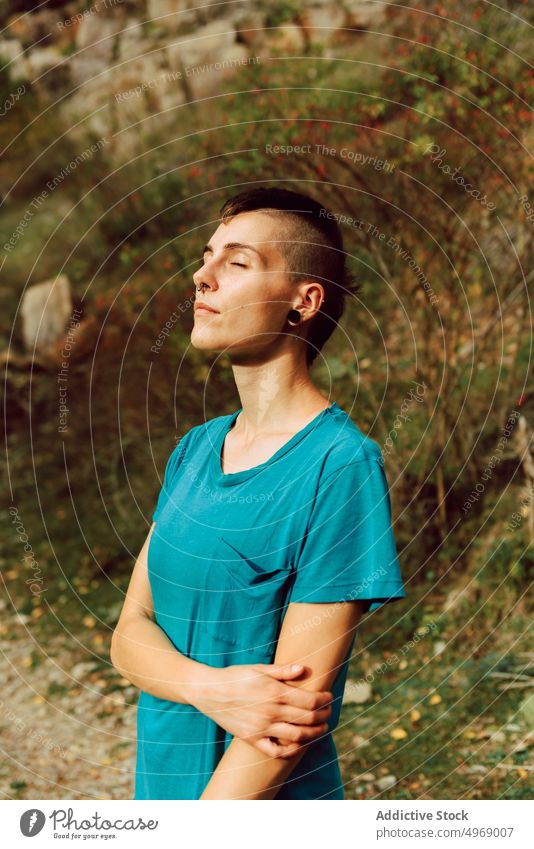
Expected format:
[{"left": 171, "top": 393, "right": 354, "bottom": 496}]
[
  {"left": 161, "top": 418, "right": 210, "bottom": 463},
  {"left": 168, "top": 410, "right": 235, "bottom": 456},
  {"left": 181, "top": 411, "right": 233, "bottom": 442},
  {"left": 317, "top": 405, "right": 384, "bottom": 481}
]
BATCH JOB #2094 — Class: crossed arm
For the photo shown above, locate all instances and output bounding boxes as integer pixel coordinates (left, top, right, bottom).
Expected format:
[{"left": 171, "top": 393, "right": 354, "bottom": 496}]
[
  {"left": 111, "top": 521, "right": 364, "bottom": 799},
  {"left": 199, "top": 598, "right": 364, "bottom": 800}
]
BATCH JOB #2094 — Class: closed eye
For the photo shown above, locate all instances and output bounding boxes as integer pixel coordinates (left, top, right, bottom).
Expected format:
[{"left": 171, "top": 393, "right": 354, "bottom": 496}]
[{"left": 231, "top": 262, "right": 247, "bottom": 267}]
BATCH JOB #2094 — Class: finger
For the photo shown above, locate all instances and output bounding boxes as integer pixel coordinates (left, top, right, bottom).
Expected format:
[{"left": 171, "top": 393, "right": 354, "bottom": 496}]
[
  {"left": 268, "top": 722, "right": 329, "bottom": 743},
  {"left": 264, "top": 663, "right": 305, "bottom": 680},
  {"left": 273, "top": 704, "right": 332, "bottom": 726},
  {"left": 274, "top": 744, "right": 303, "bottom": 759},
  {"left": 254, "top": 736, "right": 301, "bottom": 759},
  {"left": 279, "top": 686, "right": 335, "bottom": 711},
  {"left": 273, "top": 736, "right": 304, "bottom": 752}
]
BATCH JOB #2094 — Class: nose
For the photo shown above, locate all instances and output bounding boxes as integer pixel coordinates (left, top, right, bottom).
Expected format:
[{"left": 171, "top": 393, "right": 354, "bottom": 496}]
[{"left": 193, "top": 257, "right": 217, "bottom": 290}]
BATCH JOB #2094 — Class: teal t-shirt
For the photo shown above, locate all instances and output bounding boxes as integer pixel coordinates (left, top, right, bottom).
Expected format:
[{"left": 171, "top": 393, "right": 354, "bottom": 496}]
[{"left": 134, "top": 401, "right": 406, "bottom": 800}]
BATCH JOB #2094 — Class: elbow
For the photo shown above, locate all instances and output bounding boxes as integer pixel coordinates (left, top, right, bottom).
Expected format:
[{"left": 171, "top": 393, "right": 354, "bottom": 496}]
[
  {"left": 110, "top": 632, "right": 131, "bottom": 684},
  {"left": 109, "top": 627, "right": 124, "bottom": 673},
  {"left": 109, "top": 614, "right": 147, "bottom": 681}
]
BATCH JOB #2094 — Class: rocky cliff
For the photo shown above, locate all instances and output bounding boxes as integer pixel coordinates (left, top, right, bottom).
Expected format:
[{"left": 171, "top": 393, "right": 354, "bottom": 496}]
[{"left": 0, "top": 0, "right": 384, "bottom": 162}]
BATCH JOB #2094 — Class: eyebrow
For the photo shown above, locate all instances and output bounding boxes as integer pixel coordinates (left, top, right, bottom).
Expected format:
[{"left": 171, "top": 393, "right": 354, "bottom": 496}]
[{"left": 202, "top": 241, "right": 268, "bottom": 265}]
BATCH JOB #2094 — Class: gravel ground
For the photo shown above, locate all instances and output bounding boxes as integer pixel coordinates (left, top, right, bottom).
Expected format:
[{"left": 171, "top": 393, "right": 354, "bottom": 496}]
[{"left": 0, "top": 609, "right": 137, "bottom": 800}]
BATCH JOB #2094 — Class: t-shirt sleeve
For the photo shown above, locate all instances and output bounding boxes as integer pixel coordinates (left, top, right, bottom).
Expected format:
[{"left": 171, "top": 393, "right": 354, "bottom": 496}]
[
  {"left": 287, "top": 454, "right": 406, "bottom": 613},
  {"left": 151, "top": 431, "right": 192, "bottom": 522}
]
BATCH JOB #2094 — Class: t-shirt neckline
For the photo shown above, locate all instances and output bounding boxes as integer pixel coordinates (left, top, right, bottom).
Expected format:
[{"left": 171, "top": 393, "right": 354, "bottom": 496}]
[{"left": 210, "top": 401, "right": 339, "bottom": 487}]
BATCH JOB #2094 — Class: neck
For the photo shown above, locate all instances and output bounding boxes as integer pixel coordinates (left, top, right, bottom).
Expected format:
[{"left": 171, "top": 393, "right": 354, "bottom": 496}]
[{"left": 228, "top": 349, "right": 331, "bottom": 437}]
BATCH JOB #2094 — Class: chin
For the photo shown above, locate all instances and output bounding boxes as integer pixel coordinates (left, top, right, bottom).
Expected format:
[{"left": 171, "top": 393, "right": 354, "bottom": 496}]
[{"left": 190, "top": 326, "right": 224, "bottom": 351}]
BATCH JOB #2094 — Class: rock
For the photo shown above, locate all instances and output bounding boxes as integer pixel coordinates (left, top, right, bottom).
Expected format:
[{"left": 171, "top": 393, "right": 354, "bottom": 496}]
[
  {"left": 72, "top": 662, "right": 96, "bottom": 680},
  {"left": 111, "top": 50, "right": 186, "bottom": 145},
  {"left": 5, "top": 10, "right": 62, "bottom": 46},
  {"left": 111, "top": 52, "right": 169, "bottom": 103},
  {"left": 61, "top": 87, "right": 111, "bottom": 141},
  {"left": 0, "top": 38, "right": 30, "bottom": 80},
  {"left": 182, "top": 43, "right": 251, "bottom": 100},
  {"left": 300, "top": 5, "right": 346, "bottom": 45},
  {"left": 62, "top": 45, "right": 183, "bottom": 161},
  {"left": 16, "top": 613, "right": 31, "bottom": 625},
  {"left": 75, "top": 11, "right": 123, "bottom": 57},
  {"left": 20, "top": 275, "right": 73, "bottom": 354},
  {"left": 69, "top": 13, "right": 123, "bottom": 88},
  {"left": 5, "top": 13, "right": 32, "bottom": 44},
  {"left": 46, "top": 667, "right": 67, "bottom": 685},
  {"left": 26, "top": 46, "right": 72, "bottom": 96},
  {"left": 359, "top": 772, "right": 376, "bottom": 782},
  {"left": 166, "top": 17, "right": 237, "bottom": 71},
  {"left": 343, "top": 0, "right": 387, "bottom": 29},
  {"left": 343, "top": 679, "right": 372, "bottom": 704},
  {"left": 117, "top": 18, "right": 145, "bottom": 61},
  {"left": 375, "top": 774, "right": 397, "bottom": 791},
  {"left": 146, "top": 0, "right": 232, "bottom": 31},
  {"left": 235, "top": 11, "right": 266, "bottom": 48},
  {"left": 69, "top": 54, "right": 108, "bottom": 89},
  {"left": 489, "top": 730, "right": 506, "bottom": 744},
  {"left": 145, "top": 0, "right": 199, "bottom": 34},
  {"left": 433, "top": 639, "right": 447, "bottom": 656},
  {"left": 162, "top": 19, "right": 250, "bottom": 99},
  {"left": 263, "top": 23, "right": 306, "bottom": 53}
]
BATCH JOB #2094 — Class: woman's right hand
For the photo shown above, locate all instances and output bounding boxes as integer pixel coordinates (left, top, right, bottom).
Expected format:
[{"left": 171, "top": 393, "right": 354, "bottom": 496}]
[{"left": 191, "top": 662, "right": 333, "bottom": 758}]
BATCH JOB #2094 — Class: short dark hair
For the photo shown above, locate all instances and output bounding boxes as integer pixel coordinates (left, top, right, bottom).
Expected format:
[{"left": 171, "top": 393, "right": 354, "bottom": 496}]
[{"left": 219, "top": 186, "right": 359, "bottom": 368}]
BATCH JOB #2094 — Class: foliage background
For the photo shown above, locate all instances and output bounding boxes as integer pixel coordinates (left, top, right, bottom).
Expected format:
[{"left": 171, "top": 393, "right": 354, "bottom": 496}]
[{"left": 1, "top": 0, "right": 533, "bottom": 800}]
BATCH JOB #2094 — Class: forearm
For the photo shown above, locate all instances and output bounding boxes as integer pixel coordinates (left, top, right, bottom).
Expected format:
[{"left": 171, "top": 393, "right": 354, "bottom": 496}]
[
  {"left": 200, "top": 736, "right": 311, "bottom": 800},
  {"left": 200, "top": 601, "right": 363, "bottom": 800},
  {"left": 110, "top": 614, "right": 214, "bottom": 706}
]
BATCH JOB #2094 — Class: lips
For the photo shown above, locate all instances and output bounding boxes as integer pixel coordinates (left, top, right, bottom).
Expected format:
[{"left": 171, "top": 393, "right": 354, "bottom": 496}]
[{"left": 194, "top": 302, "right": 219, "bottom": 314}]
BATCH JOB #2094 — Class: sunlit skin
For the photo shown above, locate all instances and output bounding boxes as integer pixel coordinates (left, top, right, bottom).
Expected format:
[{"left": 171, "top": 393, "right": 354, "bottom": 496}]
[
  {"left": 191, "top": 210, "right": 336, "bottom": 464},
  {"left": 112, "top": 208, "right": 366, "bottom": 800},
  {"left": 191, "top": 211, "right": 324, "bottom": 367},
  {"left": 191, "top": 212, "right": 365, "bottom": 795}
]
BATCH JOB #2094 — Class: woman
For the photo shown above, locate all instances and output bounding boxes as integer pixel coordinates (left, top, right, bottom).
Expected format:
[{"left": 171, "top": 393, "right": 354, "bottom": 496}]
[{"left": 111, "top": 186, "right": 406, "bottom": 800}]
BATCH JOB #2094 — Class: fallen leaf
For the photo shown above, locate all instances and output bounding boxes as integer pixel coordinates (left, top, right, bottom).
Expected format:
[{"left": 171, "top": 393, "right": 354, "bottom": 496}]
[
  {"left": 391, "top": 727, "right": 408, "bottom": 740},
  {"left": 428, "top": 694, "right": 442, "bottom": 705}
]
